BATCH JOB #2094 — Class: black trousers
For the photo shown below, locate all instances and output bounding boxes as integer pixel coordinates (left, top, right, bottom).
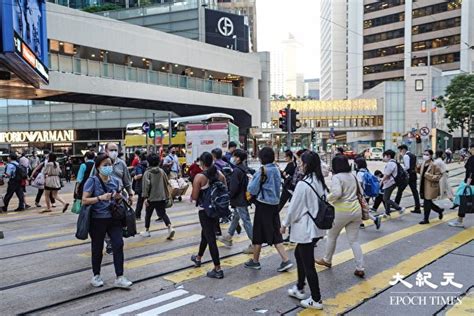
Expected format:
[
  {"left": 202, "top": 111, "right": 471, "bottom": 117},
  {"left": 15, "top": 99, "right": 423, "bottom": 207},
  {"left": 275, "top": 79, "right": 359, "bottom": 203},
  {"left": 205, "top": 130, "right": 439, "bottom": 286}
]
[
  {"left": 395, "top": 177, "right": 421, "bottom": 210},
  {"left": 372, "top": 194, "right": 385, "bottom": 211},
  {"left": 198, "top": 210, "right": 220, "bottom": 266},
  {"left": 90, "top": 218, "right": 124, "bottom": 277},
  {"left": 423, "top": 199, "right": 443, "bottom": 222},
  {"left": 135, "top": 194, "right": 145, "bottom": 219},
  {"left": 295, "top": 240, "right": 321, "bottom": 302},
  {"left": 3, "top": 182, "right": 25, "bottom": 210},
  {"left": 35, "top": 189, "right": 55, "bottom": 204},
  {"left": 145, "top": 200, "right": 170, "bottom": 228},
  {"left": 278, "top": 187, "right": 292, "bottom": 212}
]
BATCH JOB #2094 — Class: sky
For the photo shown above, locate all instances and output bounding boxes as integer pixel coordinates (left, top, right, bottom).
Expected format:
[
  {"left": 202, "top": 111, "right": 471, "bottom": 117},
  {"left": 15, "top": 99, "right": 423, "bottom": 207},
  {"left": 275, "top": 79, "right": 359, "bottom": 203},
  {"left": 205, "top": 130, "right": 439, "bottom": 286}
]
[{"left": 256, "top": 0, "right": 321, "bottom": 79}]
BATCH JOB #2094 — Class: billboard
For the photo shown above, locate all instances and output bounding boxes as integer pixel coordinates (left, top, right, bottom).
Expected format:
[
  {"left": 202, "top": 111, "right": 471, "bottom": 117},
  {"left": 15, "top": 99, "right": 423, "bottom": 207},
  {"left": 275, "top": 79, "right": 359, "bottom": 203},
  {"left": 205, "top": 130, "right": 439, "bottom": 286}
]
[
  {"left": 205, "top": 9, "right": 249, "bottom": 53},
  {"left": 0, "top": 0, "right": 49, "bottom": 86}
]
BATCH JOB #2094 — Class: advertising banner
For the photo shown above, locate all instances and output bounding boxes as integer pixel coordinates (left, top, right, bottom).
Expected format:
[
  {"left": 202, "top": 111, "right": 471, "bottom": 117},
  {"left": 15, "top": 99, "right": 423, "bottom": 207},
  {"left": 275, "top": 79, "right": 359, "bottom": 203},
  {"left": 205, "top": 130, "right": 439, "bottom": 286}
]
[{"left": 205, "top": 8, "right": 249, "bottom": 53}]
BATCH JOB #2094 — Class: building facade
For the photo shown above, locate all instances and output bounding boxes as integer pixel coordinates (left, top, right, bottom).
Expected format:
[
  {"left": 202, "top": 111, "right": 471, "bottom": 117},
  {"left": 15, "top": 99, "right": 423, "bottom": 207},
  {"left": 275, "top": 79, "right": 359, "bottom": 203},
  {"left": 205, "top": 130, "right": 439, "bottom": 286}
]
[
  {"left": 321, "top": 0, "right": 473, "bottom": 99},
  {"left": 304, "top": 78, "right": 321, "bottom": 99}
]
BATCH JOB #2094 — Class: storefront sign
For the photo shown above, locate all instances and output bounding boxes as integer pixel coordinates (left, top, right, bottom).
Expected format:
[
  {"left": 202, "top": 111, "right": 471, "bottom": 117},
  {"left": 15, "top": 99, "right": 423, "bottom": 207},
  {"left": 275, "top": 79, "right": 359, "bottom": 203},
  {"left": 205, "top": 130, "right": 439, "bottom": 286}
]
[
  {"left": 0, "top": 130, "right": 74, "bottom": 143},
  {"left": 205, "top": 9, "right": 249, "bottom": 53}
]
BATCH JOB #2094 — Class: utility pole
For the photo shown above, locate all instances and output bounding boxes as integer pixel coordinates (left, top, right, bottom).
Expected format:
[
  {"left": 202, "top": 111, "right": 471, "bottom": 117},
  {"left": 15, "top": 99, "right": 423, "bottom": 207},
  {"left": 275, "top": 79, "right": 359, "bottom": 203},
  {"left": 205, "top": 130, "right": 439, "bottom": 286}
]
[
  {"left": 152, "top": 112, "right": 156, "bottom": 153},
  {"left": 286, "top": 103, "right": 292, "bottom": 150},
  {"left": 168, "top": 112, "right": 172, "bottom": 147}
]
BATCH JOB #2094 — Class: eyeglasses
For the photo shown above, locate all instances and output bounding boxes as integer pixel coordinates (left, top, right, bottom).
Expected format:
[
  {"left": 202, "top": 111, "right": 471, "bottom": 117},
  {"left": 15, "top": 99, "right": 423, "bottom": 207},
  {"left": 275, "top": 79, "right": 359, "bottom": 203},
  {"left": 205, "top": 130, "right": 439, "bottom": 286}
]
[{"left": 108, "top": 149, "right": 118, "bottom": 152}]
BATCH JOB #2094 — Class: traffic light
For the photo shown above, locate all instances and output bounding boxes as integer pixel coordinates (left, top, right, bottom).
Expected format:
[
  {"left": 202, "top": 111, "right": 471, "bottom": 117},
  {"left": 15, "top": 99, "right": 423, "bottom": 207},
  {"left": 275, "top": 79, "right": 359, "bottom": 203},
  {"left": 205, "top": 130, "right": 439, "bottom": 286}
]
[
  {"left": 415, "top": 134, "right": 422, "bottom": 144},
  {"left": 279, "top": 109, "right": 288, "bottom": 132},
  {"left": 171, "top": 121, "right": 178, "bottom": 137},
  {"left": 290, "top": 109, "right": 300, "bottom": 132},
  {"left": 148, "top": 123, "right": 156, "bottom": 138},
  {"left": 310, "top": 130, "right": 316, "bottom": 142}
]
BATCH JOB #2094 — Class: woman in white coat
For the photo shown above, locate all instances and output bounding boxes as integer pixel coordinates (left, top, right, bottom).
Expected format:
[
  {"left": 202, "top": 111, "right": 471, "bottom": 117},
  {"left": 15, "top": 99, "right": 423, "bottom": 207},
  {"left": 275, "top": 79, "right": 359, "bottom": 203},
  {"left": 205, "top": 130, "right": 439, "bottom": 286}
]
[
  {"left": 434, "top": 150, "right": 454, "bottom": 201},
  {"left": 281, "top": 151, "right": 327, "bottom": 310}
]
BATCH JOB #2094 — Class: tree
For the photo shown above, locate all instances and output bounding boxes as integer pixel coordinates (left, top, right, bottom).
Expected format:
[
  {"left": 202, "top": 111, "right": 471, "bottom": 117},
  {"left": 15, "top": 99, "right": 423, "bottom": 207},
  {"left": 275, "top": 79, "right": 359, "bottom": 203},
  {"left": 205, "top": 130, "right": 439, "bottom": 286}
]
[{"left": 434, "top": 74, "right": 474, "bottom": 148}]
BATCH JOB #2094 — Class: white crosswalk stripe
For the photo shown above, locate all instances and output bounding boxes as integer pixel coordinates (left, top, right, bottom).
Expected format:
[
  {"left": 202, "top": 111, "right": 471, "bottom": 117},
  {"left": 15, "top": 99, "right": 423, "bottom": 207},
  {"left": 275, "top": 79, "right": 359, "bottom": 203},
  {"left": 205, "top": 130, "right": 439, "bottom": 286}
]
[
  {"left": 100, "top": 289, "right": 189, "bottom": 316},
  {"left": 136, "top": 294, "right": 206, "bottom": 316}
]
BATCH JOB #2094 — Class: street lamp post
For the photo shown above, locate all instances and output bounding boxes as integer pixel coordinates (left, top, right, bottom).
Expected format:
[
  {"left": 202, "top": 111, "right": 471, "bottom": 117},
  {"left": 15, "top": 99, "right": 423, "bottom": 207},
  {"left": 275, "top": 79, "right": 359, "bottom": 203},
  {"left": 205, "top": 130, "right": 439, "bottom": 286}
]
[{"left": 232, "top": 35, "right": 237, "bottom": 51}]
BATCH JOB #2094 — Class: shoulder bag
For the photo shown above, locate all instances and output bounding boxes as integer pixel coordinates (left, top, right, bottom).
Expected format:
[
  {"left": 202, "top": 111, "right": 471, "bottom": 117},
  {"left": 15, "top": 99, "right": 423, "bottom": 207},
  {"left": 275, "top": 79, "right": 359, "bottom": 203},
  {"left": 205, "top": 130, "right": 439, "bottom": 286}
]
[
  {"left": 96, "top": 176, "right": 125, "bottom": 220},
  {"left": 353, "top": 175, "right": 370, "bottom": 220},
  {"left": 301, "top": 180, "right": 334, "bottom": 229}
]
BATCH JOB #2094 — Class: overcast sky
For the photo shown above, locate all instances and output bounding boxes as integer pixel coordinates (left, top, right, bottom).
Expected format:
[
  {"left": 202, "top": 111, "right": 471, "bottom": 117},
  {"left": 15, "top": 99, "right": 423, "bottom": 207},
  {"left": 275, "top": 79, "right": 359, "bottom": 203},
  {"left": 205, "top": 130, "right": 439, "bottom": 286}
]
[{"left": 256, "top": 0, "right": 321, "bottom": 79}]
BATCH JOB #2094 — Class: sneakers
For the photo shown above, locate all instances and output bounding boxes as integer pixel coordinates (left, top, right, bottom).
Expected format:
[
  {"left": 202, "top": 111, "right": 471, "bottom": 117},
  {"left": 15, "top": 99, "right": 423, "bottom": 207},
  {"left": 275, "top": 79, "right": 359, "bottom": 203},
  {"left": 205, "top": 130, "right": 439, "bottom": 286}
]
[
  {"left": 300, "top": 297, "right": 323, "bottom": 310},
  {"left": 141, "top": 231, "right": 151, "bottom": 238},
  {"left": 167, "top": 228, "right": 175, "bottom": 240},
  {"left": 25, "top": 204, "right": 31, "bottom": 209},
  {"left": 411, "top": 209, "right": 422, "bottom": 214},
  {"left": 90, "top": 275, "right": 104, "bottom": 287},
  {"left": 277, "top": 260, "right": 293, "bottom": 272},
  {"left": 114, "top": 276, "right": 133, "bottom": 288},
  {"left": 191, "top": 255, "right": 201, "bottom": 267},
  {"left": 359, "top": 223, "right": 365, "bottom": 229},
  {"left": 35, "top": 203, "right": 42, "bottom": 208},
  {"left": 218, "top": 234, "right": 233, "bottom": 247},
  {"left": 288, "top": 285, "right": 308, "bottom": 300},
  {"left": 354, "top": 270, "right": 365, "bottom": 278},
  {"left": 438, "top": 209, "right": 444, "bottom": 220},
  {"left": 398, "top": 207, "right": 406, "bottom": 214},
  {"left": 448, "top": 221, "right": 465, "bottom": 228},
  {"left": 244, "top": 259, "right": 261, "bottom": 270},
  {"left": 206, "top": 269, "right": 224, "bottom": 279},
  {"left": 242, "top": 244, "right": 254, "bottom": 254},
  {"left": 374, "top": 216, "right": 382, "bottom": 230},
  {"left": 383, "top": 212, "right": 391, "bottom": 218},
  {"left": 315, "top": 258, "right": 332, "bottom": 268},
  {"left": 419, "top": 220, "right": 430, "bottom": 225}
]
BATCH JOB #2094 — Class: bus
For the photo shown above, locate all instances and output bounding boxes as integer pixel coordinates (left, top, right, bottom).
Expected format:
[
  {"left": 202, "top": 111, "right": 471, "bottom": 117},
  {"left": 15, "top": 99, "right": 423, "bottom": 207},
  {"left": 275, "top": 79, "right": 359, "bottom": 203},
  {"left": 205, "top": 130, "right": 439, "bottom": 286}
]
[{"left": 124, "top": 113, "right": 235, "bottom": 165}]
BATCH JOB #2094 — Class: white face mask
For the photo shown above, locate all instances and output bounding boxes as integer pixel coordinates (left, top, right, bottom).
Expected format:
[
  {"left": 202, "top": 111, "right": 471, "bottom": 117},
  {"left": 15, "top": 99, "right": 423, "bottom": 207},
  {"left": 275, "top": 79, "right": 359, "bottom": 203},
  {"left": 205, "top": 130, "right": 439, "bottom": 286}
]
[
  {"left": 230, "top": 157, "right": 237, "bottom": 165},
  {"left": 423, "top": 154, "right": 431, "bottom": 161},
  {"left": 108, "top": 151, "right": 118, "bottom": 160}
]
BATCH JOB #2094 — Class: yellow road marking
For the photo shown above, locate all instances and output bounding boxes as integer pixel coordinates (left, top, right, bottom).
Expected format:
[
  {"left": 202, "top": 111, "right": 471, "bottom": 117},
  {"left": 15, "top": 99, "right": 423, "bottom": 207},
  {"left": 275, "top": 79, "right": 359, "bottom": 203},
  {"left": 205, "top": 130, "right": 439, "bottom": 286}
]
[
  {"left": 48, "top": 239, "right": 88, "bottom": 248},
  {"left": 298, "top": 227, "right": 474, "bottom": 315},
  {"left": 125, "top": 234, "right": 250, "bottom": 269},
  {"left": 446, "top": 290, "right": 474, "bottom": 316},
  {"left": 18, "top": 228, "right": 76, "bottom": 240},
  {"left": 228, "top": 212, "right": 458, "bottom": 300}
]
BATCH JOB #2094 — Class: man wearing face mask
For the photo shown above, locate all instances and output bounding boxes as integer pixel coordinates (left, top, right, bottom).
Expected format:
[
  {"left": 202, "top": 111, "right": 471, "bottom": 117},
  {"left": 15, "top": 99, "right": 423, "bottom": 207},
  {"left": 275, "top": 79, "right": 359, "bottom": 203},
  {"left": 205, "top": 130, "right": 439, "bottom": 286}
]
[
  {"left": 381, "top": 150, "right": 405, "bottom": 216},
  {"left": 163, "top": 146, "right": 180, "bottom": 179},
  {"left": 418, "top": 150, "right": 444, "bottom": 225},
  {"left": 218, "top": 149, "right": 254, "bottom": 254},
  {"left": 396, "top": 145, "right": 421, "bottom": 214},
  {"left": 104, "top": 143, "right": 133, "bottom": 254}
]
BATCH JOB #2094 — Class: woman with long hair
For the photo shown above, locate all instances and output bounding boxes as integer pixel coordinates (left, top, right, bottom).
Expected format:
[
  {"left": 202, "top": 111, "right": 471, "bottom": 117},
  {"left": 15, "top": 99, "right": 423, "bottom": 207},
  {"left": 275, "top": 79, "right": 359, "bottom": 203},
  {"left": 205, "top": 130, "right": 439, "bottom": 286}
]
[
  {"left": 316, "top": 155, "right": 365, "bottom": 278},
  {"left": 282, "top": 151, "right": 326, "bottom": 310},
  {"left": 190, "top": 152, "right": 226, "bottom": 279}
]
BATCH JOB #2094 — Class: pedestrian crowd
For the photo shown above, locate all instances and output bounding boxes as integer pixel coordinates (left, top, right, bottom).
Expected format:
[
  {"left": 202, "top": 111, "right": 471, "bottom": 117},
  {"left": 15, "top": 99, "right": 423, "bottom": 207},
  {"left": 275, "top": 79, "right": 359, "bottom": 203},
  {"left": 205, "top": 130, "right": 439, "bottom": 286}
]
[{"left": 1, "top": 141, "right": 472, "bottom": 310}]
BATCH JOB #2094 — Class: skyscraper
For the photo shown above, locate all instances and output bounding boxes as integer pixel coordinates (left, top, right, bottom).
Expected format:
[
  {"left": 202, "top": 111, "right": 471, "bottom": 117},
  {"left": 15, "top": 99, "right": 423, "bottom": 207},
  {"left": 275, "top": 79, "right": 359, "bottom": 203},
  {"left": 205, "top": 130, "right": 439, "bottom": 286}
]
[{"left": 321, "top": 0, "right": 474, "bottom": 99}]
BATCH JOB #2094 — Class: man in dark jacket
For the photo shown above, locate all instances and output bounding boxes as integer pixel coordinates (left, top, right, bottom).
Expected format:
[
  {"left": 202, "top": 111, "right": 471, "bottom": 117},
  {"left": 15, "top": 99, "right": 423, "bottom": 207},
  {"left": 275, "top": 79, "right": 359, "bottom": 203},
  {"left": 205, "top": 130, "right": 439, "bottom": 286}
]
[{"left": 218, "top": 149, "right": 253, "bottom": 254}]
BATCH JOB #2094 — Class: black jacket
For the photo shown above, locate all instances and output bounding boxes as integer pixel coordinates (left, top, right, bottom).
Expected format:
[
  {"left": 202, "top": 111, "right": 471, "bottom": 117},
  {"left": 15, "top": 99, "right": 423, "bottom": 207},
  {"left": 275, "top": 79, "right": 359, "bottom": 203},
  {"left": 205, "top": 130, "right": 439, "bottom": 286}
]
[
  {"left": 229, "top": 164, "right": 249, "bottom": 207},
  {"left": 465, "top": 156, "right": 474, "bottom": 183}
]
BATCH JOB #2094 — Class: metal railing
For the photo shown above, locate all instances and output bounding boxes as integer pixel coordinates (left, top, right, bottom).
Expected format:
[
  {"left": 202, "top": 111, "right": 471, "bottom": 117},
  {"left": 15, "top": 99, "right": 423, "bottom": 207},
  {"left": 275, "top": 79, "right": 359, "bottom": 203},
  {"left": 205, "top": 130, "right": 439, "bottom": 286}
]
[{"left": 48, "top": 53, "right": 234, "bottom": 96}]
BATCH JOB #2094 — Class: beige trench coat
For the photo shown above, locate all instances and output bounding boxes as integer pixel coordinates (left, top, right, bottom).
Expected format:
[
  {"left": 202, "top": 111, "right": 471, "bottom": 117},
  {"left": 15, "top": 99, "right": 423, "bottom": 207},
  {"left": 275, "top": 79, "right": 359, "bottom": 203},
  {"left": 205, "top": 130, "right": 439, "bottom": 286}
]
[{"left": 418, "top": 160, "right": 442, "bottom": 200}]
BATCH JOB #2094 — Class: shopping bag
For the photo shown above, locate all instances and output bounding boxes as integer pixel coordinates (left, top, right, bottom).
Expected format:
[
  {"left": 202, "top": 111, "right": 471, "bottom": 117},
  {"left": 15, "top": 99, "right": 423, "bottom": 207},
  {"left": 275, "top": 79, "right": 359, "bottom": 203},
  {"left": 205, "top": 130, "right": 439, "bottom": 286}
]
[
  {"left": 122, "top": 200, "right": 137, "bottom": 238},
  {"left": 75, "top": 205, "right": 92, "bottom": 240},
  {"left": 31, "top": 173, "right": 45, "bottom": 189},
  {"left": 454, "top": 182, "right": 474, "bottom": 206},
  {"left": 460, "top": 186, "right": 474, "bottom": 216},
  {"left": 71, "top": 199, "right": 82, "bottom": 214}
]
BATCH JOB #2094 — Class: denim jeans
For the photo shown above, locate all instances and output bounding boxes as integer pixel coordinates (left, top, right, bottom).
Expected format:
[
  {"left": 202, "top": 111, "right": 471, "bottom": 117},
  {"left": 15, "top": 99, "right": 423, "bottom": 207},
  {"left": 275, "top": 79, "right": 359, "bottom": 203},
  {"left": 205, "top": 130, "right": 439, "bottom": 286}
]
[{"left": 228, "top": 206, "right": 253, "bottom": 240}]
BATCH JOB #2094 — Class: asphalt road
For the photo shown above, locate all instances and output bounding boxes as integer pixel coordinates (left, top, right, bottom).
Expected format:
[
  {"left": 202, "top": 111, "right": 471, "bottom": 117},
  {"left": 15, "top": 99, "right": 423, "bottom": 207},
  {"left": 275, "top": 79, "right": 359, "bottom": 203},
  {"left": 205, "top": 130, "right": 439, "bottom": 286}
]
[{"left": 0, "top": 161, "right": 472, "bottom": 316}]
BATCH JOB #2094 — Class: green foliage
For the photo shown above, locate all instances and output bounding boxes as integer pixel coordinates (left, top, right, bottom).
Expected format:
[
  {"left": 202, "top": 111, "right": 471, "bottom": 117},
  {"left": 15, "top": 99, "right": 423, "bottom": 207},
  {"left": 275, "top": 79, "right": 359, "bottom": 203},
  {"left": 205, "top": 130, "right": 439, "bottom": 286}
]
[
  {"left": 434, "top": 74, "right": 474, "bottom": 133},
  {"left": 82, "top": 3, "right": 121, "bottom": 13}
]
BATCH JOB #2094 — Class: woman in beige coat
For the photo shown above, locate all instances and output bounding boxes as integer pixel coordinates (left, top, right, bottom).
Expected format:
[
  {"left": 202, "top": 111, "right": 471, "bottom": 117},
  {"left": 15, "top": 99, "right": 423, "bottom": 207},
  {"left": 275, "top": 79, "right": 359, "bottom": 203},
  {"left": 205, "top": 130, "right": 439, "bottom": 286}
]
[
  {"left": 418, "top": 150, "right": 444, "bottom": 225},
  {"left": 434, "top": 151, "right": 454, "bottom": 201}
]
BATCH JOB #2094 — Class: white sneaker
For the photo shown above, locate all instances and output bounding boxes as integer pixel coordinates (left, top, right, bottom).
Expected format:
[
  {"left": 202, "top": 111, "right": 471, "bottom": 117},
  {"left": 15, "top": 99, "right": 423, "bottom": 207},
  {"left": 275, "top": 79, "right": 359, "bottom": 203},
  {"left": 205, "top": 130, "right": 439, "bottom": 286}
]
[
  {"left": 141, "top": 231, "right": 151, "bottom": 237},
  {"left": 91, "top": 275, "right": 104, "bottom": 287},
  {"left": 218, "top": 234, "right": 233, "bottom": 247},
  {"left": 167, "top": 228, "right": 175, "bottom": 240},
  {"left": 114, "top": 276, "right": 133, "bottom": 288},
  {"left": 399, "top": 207, "right": 405, "bottom": 214},
  {"left": 448, "top": 221, "right": 465, "bottom": 228},
  {"left": 288, "top": 285, "right": 308, "bottom": 300},
  {"left": 300, "top": 297, "right": 323, "bottom": 310}
]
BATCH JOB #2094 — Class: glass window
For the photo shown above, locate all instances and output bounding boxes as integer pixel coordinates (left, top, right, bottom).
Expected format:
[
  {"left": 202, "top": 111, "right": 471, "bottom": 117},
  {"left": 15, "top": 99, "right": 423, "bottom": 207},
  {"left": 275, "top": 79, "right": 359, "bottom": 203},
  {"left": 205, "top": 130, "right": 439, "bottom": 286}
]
[
  {"left": 363, "top": 61, "right": 404, "bottom": 75},
  {"left": 364, "top": 45, "right": 404, "bottom": 59},
  {"left": 364, "top": 12, "right": 405, "bottom": 29},
  {"left": 412, "top": 0, "right": 462, "bottom": 18},
  {"left": 364, "top": 0, "right": 405, "bottom": 14},
  {"left": 412, "top": 17, "right": 461, "bottom": 35},
  {"left": 412, "top": 35, "right": 461, "bottom": 51},
  {"left": 364, "top": 29, "right": 404, "bottom": 44}
]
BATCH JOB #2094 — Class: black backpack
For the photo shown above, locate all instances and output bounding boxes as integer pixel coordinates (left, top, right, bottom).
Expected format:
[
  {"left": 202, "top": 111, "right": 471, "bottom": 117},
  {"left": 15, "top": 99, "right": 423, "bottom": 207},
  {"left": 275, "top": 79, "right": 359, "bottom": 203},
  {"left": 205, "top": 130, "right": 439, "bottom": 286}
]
[
  {"left": 200, "top": 172, "right": 231, "bottom": 219},
  {"left": 301, "top": 180, "right": 334, "bottom": 230},
  {"left": 11, "top": 163, "right": 27, "bottom": 181},
  {"left": 392, "top": 161, "right": 408, "bottom": 187}
]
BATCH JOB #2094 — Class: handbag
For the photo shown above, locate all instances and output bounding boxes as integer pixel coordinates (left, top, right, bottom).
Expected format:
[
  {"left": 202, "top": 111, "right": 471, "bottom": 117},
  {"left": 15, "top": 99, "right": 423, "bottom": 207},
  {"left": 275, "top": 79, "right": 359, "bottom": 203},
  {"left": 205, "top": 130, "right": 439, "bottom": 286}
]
[
  {"left": 75, "top": 204, "right": 92, "bottom": 240},
  {"left": 301, "top": 180, "right": 335, "bottom": 229},
  {"left": 354, "top": 175, "right": 370, "bottom": 220},
  {"left": 71, "top": 199, "right": 82, "bottom": 214},
  {"left": 121, "top": 200, "right": 137, "bottom": 238},
  {"left": 460, "top": 185, "right": 474, "bottom": 216},
  {"left": 31, "top": 173, "right": 45, "bottom": 189},
  {"left": 96, "top": 176, "right": 125, "bottom": 220}
]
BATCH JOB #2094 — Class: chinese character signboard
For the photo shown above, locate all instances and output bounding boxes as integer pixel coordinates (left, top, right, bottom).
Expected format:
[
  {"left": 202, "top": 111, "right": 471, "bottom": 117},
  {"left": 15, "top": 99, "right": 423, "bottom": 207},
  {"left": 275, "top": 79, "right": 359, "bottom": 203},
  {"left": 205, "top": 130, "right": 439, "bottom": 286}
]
[{"left": 0, "top": 0, "right": 49, "bottom": 87}]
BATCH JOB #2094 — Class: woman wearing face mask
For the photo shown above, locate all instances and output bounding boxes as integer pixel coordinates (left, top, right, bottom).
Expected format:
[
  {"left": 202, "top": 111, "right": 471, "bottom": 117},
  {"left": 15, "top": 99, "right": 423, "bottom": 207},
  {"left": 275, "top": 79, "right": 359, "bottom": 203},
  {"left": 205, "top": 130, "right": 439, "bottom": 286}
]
[
  {"left": 418, "top": 150, "right": 444, "bottom": 225},
  {"left": 82, "top": 154, "right": 132, "bottom": 288},
  {"left": 282, "top": 151, "right": 326, "bottom": 310},
  {"left": 42, "top": 153, "right": 69, "bottom": 213}
]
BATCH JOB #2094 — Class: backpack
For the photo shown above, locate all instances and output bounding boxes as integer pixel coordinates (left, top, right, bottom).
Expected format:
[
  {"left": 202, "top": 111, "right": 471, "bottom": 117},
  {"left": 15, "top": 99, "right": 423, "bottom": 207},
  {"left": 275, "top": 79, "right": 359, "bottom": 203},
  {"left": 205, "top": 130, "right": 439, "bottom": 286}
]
[
  {"left": 301, "top": 180, "right": 334, "bottom": 230},
  {"left": 201, "top": 172, "right": 231, "bottom": 219},
  {"left": 392, "top": 161, "right": 408, "bottom": 187},
  {"left": 361, "top": 170, "right": 380, "bottom": 197},
  {"left": 215, "top": 160, "right": 233, "bottom": 187},
  {"left": 249, "top": 166, "right": 267, "bottom": 204},
  {"left": 10, "top": 163, "right": 27, "bottom": 182}
]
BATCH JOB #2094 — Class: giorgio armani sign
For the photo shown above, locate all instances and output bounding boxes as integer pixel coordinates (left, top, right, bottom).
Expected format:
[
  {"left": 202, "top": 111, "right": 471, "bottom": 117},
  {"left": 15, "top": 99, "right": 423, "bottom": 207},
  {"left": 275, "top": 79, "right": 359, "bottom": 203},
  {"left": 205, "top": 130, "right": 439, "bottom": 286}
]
[
  {"left": 205, "top": 9, "right": 249, "bottom": 53},
  {"left": 0, "top": 130, "right": 74, "bottom": 143}
]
